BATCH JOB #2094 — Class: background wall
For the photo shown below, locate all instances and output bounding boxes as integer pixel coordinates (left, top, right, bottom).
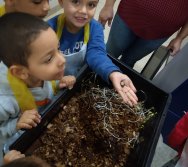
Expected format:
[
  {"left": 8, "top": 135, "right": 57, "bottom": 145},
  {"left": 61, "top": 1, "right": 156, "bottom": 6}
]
[
  {"left": 0, "top": 0, "right": 4, "bottom": 5},
  {"left": 49, "top": 0, "right": 58, "bottom": 8}
]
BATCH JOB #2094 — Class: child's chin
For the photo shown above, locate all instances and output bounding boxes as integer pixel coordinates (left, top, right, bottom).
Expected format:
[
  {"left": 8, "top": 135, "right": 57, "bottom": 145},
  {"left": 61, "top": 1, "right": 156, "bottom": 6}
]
[
  {"left": 45, "top": 76, "right": 61, "bottom": 81},
  {"left": 74, "top": 22, "right": 86, "bottom": 28}
]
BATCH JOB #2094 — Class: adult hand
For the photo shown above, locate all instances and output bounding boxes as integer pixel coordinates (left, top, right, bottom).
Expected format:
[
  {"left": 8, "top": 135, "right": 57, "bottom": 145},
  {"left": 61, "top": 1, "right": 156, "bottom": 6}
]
[
  {"left": 109, "top": 72, "right": 138, "bottom": 106},
  {"left": 167, "top": 37, "right": 182, "bottom": 56},
  {"left": 3, "top": 150, "right": 25, "bottom": 164},
  {"left": 98, "top": 5, "right": 114, "bottom": 27}
]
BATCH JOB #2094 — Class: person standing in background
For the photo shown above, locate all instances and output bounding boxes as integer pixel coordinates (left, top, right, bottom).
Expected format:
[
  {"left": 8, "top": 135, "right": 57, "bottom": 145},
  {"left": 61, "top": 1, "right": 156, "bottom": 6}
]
[{"left": 99, "top": 0, "right": 188, "bottom": 68}]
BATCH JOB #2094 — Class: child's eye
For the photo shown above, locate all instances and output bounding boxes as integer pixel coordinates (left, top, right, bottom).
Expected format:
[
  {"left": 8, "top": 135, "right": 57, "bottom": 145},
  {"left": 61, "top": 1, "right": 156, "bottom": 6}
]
[
  {"left": 32, "top": 0, "right": 43, "bottom": 4},
  {"left": 44, "top": 55, "right": 53, "bottom": 64},
  {"left": 71, "top": 0, "right": 79, "bottom": 5},
  {"left": 88, "top": 2, "right": 97, "bottom": 8}
]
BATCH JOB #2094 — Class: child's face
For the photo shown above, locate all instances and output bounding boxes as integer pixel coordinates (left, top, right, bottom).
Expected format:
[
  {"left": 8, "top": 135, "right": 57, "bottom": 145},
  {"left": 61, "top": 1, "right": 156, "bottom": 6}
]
[
  {"left": 59, "top": 0, "right": 98, "bottom": 31},
  {"left": 9, "top": 0, "right": 50, "bottom": 18},
  {"left": 26, "top": 28, "right": 66, "bottom": 82}
]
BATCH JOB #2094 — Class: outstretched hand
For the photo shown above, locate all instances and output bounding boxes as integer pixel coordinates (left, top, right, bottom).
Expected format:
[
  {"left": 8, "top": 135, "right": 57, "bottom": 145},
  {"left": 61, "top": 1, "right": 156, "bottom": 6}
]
[{"left": 109, "top": 72, "right": 138, "bottom": 106}]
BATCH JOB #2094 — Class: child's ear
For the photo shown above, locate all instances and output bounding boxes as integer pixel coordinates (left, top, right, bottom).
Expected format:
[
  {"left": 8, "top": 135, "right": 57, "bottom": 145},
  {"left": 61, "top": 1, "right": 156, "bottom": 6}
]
[
  {"left": 9, "top": 65, "right": 29, "bottom": 80},
  {"left": 58, "top": 0, "right": 64, "bottom": 7}
]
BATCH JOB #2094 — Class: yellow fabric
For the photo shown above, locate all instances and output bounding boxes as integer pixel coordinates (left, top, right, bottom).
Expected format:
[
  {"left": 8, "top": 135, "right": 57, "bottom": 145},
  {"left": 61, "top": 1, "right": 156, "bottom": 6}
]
[
  {"left": 7, "top": 71, "right": 58, "bottom": 111},
  {"left": 57, "top": 13, "right": 90, "bottom": 44},
  {"left": 84, "top": 23, "right": 90, "bottom": 44},
  {"left": 51, "top": 80, "right": 58, "bottom": 94},
  {"left": 7, "top": 70, "right": 37, "bottom": 112},
  {"left": 0, "top": 5, "right": 5, "bottom": 17}
]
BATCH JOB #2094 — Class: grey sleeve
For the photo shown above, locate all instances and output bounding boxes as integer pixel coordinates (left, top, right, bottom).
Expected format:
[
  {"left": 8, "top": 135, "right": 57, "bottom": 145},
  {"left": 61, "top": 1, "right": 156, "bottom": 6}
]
[{"left": 0, "top": 105, "right": 18, "bottom": 139}]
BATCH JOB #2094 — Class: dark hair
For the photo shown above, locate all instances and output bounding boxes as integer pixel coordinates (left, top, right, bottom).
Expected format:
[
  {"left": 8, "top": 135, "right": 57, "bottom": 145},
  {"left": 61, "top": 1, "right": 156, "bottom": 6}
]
[
  {"left": 1, "top": 156, "right": 50, "bottom": 167},
  {"left": 0, "top": 12, "right": 50, "bottom": 67}
]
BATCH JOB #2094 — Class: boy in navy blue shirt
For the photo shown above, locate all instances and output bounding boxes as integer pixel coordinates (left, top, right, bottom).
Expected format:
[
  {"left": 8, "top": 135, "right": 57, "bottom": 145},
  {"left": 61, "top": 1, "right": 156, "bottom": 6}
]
[{"left": 48, "top": 0, "right": 138, "bottom": 106}]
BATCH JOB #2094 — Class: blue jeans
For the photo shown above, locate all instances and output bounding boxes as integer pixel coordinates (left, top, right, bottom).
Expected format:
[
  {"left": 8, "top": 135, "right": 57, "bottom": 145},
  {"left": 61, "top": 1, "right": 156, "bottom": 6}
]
[{"left": 106, "top": 14, "right": 168, "bottom": 68}]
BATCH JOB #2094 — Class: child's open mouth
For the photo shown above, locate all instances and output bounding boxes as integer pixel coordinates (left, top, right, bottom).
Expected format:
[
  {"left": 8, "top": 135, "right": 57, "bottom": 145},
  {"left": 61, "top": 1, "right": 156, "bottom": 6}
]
[{"left": 75, "top": 17, "right": 87, "bottom": 23}]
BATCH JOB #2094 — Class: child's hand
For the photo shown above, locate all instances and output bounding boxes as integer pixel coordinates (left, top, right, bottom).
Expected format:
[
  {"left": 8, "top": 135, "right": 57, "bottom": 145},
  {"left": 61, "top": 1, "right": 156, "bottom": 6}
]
[
  {"left": 16, "top": 109, "right": 41, "bottom": 130},
  {"left": 3, "top": 150, "right": 25, "bottom": 164},
  {"left": 59, "top": 75, "right": 76, "bottom": 90},
  {"left": 109, "top": 72, "right": 138, "bottom": 107}
]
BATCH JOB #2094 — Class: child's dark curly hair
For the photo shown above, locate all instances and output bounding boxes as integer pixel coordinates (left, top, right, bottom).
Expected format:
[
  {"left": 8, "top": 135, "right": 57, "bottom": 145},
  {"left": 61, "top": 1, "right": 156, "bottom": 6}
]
[{"left": 0, "top": 12, "right": 50, "bottom": 67}]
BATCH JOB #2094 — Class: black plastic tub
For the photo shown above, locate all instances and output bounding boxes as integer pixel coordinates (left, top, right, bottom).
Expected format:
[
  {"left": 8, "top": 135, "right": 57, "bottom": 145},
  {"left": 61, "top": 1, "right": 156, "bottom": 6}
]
[{"left": 9, "top": 56, "right": 171, "bottom": 167}]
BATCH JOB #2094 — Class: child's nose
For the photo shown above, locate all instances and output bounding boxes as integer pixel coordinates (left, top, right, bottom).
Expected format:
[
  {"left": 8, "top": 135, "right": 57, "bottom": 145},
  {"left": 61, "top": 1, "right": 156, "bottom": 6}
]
[
  {"left": 43, "top": 0, "right": 50, "bottom": 11},
  {"left": 79, "top": 5, "right": 87, "bottom": 14},
  {"left": 58, "top": 52, "right": 66, "bottom": 67}
]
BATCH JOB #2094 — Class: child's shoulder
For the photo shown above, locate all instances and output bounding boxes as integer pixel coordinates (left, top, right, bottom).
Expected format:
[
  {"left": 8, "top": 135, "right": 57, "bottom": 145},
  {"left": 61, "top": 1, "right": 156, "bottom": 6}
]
[
  {"left": 47, "top": 15, "right": 59, "bottom": 30},
  {"left": 0, "top": 63, "right": 19, "bottom": 113},
  {"left": 90, "top": 19, "right": 102, "bottom": 27},
  {"left": 0, "top": 95, "right": 19, "bottom": 115},
  {"left": 89, "top": 19, "right": 103, "bottom": 31}
]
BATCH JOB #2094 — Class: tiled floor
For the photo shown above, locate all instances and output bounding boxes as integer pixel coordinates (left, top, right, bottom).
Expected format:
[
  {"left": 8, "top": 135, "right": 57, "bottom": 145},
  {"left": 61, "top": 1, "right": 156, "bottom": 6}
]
[{"left": 47, "top": 1, "right": 188, "bottom": 166}]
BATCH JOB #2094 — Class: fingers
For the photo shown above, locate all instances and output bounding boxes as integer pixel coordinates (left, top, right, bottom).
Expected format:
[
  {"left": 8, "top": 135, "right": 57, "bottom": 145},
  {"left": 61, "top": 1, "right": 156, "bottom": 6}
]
[
  {"left": 98, "top": 14, "right": 107, "bottom": 27},
  {"left": 59, "top": 83, "right": 66, "bottom": 88},
  {"left": 108, "top": 19, "right": 112, "bottom": 27},
  {"left": 167, "top": 46, "right": 175, "bottom": 55},
  {"left": 170, "top": 48, "right": 179, "bottom": 56},
  {"left": 118, "top": 90, "right": 132, "bottom": 106},
  {"left": 59, "top": 76, "right": 76, "bottom": 89},
  {"left": 98, "top": 19, "right": 106, "bottom": 27},
  {"left": 26, "top": 110, "right": 41, "bottom": 124},
  {"left": 13, "top": 152, "right": 25, "bottom": 159},
  {"left": 120, "top": 79, "right": 136, "bottom": 91},
  {"left": 66, "top": 78, "right": 75, "bottom": 89},
  {"left": 119, "top": 79, "right": 138, "bottom": 106},
  {"left": 117, "top": 87, "right": 138, "bottom": 107},
  {"left": 127, "top": 80, "right": 137, "bottom": 93},
  {"left": 3, "top": 150, "right": 25, "bottom": 164},
  {"left": 17, "top": 110, "right": 41, "bottom": 130},
  {"left": 167, "top": 38, "right": 182, "bottom": 56},
  {"left": 17, "top": 122, "right": 33, "bottom": 129},
  {"left": 99, "top": 19, "right": 112, "bottom": 28}
]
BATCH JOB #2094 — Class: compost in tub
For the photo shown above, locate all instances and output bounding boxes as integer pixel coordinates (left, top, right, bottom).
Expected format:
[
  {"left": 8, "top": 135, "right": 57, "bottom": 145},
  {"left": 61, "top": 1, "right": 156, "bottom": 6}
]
[{"left": 9, "top": 56, "right": 170, "bottom": 167}]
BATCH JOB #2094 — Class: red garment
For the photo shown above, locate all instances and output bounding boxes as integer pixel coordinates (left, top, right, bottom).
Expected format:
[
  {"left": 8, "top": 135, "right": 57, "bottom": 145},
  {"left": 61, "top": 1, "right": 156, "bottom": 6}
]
[
  {"left": 118, "top": 0, "right": 188, "bottom": 39},
  {"left": 168, "top": 112, "right": 188, "bottom": 155}
]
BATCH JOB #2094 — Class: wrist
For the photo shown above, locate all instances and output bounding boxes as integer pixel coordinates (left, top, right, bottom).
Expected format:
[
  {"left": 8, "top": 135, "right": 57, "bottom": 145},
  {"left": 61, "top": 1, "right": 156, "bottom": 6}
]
[
  {"left": 175, "top": 36, "right": 183, "bottom": 41},
  {"left": 176, "top": 32, "right": 186, "bottom": 41},
  {"left": 109, "top": 71, "right": 119, "bottom": 81},
  {"left": 104, "top": 0, "right": 116, "bottom": 8}
]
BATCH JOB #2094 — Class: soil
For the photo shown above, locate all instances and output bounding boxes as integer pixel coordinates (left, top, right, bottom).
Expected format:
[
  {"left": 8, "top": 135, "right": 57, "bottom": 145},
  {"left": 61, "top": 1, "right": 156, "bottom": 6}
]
[{"left": 32, "top": 81, "right": 155, "bottom": 167}]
